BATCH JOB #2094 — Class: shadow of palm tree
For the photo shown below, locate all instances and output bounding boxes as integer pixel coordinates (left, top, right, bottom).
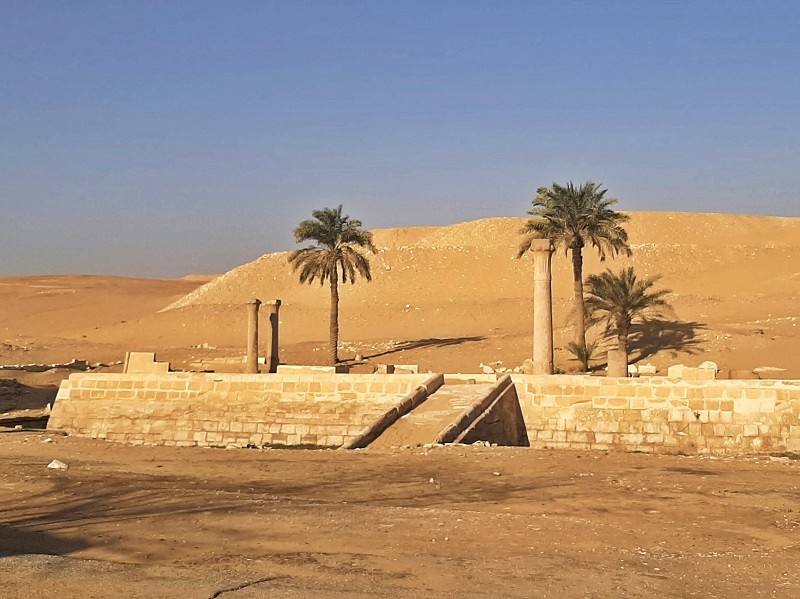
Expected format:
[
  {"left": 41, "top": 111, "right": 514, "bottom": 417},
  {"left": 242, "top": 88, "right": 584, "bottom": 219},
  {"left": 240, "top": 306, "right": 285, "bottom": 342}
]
[
  {"left": 364, "top": 336, "right": 484, "bottom": 360},
  {"left": 0, "top": 461, "right": 568, "bottom": 559},
  {"left": 0, "top": 522, "right": 90, "bottom": 558},
  {"left": 627, "top": 319, "right": 707, "bottom": 363}
]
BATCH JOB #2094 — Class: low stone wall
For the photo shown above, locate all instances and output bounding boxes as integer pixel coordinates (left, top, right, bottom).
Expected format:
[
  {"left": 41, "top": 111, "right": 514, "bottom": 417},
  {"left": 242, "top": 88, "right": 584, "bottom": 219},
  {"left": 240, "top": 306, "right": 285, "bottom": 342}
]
[
  {"left": 47, "top": 371, "right": 800, "bottom": 455},
  {"left": 48, "top": 372, "right": 429, "bottom": 448},
  {"left": 512, "top": 375, "right": 800, "bottom": 455}
]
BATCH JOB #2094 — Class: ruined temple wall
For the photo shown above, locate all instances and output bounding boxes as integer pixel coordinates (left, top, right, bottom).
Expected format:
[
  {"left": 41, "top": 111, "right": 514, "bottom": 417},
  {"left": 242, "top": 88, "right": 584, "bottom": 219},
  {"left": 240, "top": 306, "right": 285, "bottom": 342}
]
[
  {"left": 512, "top": 375, "right": 800, "bottom": 455},
  {"left": 48, "top": 372, "right": 429, "bottom": 448}
]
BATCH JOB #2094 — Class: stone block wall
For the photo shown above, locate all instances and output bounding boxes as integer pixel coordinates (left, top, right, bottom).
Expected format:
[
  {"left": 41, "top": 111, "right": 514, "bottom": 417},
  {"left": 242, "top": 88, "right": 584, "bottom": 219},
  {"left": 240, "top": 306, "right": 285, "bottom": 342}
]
[
  {"left": 48, "top": 372, "right": 429, "bottom": 448},
  {"left": 512, "top": 375, "right": 800, "bottom": 455}
]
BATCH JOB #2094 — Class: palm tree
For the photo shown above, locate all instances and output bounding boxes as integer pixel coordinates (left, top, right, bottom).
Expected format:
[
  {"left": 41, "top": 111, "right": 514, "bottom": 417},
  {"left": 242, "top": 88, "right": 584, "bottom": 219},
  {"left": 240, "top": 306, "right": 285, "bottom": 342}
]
[
  {"left": 518, "top": 181, "right": 631, "bottom": 354},
  {"left": 288, "top": 205, "right": 376, "bottom": 364},
  {"left": 566, "top": 340, "right": 599, "bottom": 373},
  {"left": 584, "top": 267, "right": 671, "bottom": 366}
]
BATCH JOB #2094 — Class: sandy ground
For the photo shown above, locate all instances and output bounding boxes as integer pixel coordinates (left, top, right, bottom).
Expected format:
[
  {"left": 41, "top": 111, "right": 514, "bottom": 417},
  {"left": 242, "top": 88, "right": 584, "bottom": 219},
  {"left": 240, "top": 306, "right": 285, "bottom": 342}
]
[{"left": 1, "top": 432, "right": 799, "bottom": 598}]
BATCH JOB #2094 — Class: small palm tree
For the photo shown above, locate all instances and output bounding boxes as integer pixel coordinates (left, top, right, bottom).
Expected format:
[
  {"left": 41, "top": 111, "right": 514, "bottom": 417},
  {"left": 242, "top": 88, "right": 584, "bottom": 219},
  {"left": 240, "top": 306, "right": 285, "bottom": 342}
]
[
  {"left": 584, "top": 267, "right": 671, "bottom": 366},
  {"left": 518, "top": 181, "right": 631, "bottom": 354},
  {"left": 288, "top": 205, "right": 376, "bottom": 364},
  {"left": 566, "top": 340, "right": 599, "bottom": 373}
]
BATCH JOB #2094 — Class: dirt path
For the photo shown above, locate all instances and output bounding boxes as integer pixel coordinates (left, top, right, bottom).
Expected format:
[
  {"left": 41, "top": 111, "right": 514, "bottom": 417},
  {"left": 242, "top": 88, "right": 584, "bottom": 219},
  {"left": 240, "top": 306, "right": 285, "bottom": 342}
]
[
  {"left": 1, "top": 432, "right": 799, "bottom": 598},
  {"left": 369, "top": 383, "right": 494, "bottom": 448}
]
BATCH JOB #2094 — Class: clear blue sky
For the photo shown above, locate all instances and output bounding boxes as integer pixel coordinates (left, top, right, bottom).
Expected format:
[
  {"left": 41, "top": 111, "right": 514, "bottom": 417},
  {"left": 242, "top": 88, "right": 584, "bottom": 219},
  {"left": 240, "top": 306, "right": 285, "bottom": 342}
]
[{"left": 2, "top": 1, "right": 798, "bottom": 277}]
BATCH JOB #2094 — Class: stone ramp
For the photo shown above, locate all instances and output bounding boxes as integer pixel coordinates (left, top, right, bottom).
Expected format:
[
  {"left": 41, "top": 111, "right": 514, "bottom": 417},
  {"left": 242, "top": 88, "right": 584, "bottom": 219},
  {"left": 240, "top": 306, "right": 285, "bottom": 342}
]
[
  {"left": 367, "top": 376, "right": 529, "bottom": 448},
  {"left": 368, "top": 383, "right": 496, "bottom": 449}
]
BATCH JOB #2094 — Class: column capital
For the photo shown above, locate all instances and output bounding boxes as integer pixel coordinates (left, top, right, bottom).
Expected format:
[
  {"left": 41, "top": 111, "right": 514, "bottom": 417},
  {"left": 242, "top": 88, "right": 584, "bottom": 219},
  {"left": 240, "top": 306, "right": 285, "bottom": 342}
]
[
  {"left": 529, "top": 239, "right": 554, "bottom": 253},
  {"left": 263, "top": 299, "right": 282, "bottom": 308},
  {"left": 245, "top": 298, "right": 262, "bottom": 306}
]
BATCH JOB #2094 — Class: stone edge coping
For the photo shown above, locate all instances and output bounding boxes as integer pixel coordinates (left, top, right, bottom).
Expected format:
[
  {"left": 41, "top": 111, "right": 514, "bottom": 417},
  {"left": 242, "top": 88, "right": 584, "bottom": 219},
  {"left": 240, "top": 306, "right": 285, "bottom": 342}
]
[
  {"left": 60, "top": 372, "right": 800, "bottom": 388},
  {"left": 64, "top": 372, "right": 432, "bottom": 384},
  {"left": 509, "top": 374, "right": 800, "bottom": 388}
]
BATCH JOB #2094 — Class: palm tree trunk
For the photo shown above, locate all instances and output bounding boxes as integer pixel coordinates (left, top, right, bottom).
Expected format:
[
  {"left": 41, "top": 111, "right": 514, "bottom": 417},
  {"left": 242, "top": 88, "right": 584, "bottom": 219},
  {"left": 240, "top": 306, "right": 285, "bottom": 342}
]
[
  {"left": 617, "top": 324, "right": 629, "bottom": 369},
  {"left": 571, "top": 246, "right": 586, "bottom": 349},
  {"left": 329, "top": 267, "right": 339, "bottom": 365}
]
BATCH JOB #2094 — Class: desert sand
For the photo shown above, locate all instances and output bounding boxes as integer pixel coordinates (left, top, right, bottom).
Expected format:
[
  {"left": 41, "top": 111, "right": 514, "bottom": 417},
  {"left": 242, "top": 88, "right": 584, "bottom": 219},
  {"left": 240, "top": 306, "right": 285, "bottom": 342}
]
[
  {"left": 2, "top": 211, "right": 799, "bottom": 597},
  {"left": 2, "top": 212, "right": 798, "bottom": 381},
  {"left": 2, "top": 433, "right": 800, "bottom": 598}
]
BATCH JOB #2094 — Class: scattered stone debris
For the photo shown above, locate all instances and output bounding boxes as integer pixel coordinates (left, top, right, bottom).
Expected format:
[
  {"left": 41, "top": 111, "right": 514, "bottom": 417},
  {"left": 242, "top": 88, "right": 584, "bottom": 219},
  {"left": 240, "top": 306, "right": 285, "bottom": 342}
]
[
  {"left": 0, "top": 358, "right": 91, "bottom": 373},
  {"left": 637, "top": 363, "right": 658, "bottom": 375},
  {"left": 0, "top": 342, "right": 30, "bottom": 353},
  {"left": 518, "top": 359, "right": 536, "bottom": 375},
  {"left": 754, "top": 366, "right": 786, "bottom": 374}
]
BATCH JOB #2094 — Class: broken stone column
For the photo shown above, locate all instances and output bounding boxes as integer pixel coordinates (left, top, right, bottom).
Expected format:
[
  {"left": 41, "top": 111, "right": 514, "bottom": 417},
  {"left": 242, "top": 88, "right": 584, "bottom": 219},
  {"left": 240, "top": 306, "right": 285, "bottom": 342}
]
[
  {"left": 531, "top": 239, "right": 554, "bottom": 375},
  {"left": 606, "top": 349, "right": 628, "bottom": 377},
  {"left": 264, "top": 299, "right": 282, "bottom": 373},
  {"left": 245, "top": 299, "right": 261, "bottom": 374}
]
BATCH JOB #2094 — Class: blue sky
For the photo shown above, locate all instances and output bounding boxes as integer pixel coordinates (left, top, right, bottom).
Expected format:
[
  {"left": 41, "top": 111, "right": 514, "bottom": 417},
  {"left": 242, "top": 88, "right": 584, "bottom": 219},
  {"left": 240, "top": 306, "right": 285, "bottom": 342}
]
[{"left": 1, "top": 1, "right": 799, "bottom": 276}]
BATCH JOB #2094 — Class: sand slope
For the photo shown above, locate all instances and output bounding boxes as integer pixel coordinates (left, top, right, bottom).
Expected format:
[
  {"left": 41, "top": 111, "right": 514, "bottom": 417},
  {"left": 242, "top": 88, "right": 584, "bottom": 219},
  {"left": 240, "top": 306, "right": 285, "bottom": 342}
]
[
  {"left": 1, "top": 212, "right": 798, "bottom": 375},
  {"left": 0, "top": 275, "right": 207, "bottom": 365},
  {"left": 153, "top": 212, "right": 800, "bottom": 375}
]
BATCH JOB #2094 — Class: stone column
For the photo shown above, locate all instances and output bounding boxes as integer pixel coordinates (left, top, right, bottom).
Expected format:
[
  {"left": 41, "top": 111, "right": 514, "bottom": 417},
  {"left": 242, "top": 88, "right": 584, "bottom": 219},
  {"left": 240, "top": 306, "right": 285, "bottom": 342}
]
[
  {"left": 531, "top": 239, "right": 554, "bottom": 375},
  {"left": 264, "top": 299, "right": 282, "bottom": 373},
  {"left": 245, "top": 299, "right": 261, "bottom": 374}
]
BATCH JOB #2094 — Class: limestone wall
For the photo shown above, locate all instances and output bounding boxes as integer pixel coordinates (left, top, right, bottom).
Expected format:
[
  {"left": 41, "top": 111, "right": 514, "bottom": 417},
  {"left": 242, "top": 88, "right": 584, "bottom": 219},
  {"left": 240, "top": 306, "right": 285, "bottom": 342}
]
[
  {"left": 47, "top": 371, "right": 800, "bottom": 455},
  {"left": 48, "top": 372, "right": 430, "bottom": 448},
  {"left": 512, "top": 375, "right": 800, "bottom": 455}
]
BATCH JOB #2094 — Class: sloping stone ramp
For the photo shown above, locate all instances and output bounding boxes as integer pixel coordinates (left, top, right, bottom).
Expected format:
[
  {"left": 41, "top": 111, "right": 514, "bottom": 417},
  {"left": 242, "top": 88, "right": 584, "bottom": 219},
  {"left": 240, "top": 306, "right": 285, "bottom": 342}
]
[{"left": 364, "top": 375, "right": 529, "bottom": 449}]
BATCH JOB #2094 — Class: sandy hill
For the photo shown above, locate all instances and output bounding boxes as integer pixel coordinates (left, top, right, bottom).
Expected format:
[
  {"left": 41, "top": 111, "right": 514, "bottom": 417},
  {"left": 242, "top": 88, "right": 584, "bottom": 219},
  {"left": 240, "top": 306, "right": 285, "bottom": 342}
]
[
  {"left": 1, "top": 212, "right": 798, "bottom": 375},
  {"left": 136, "top": 211, "right": 799, "bottom": 374}
]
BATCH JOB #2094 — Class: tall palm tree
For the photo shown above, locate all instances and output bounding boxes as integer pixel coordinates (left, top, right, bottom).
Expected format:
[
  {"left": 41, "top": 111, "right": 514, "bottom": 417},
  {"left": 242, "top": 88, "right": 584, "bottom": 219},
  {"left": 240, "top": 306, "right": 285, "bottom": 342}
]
[
  {"left": 288, "top": 205, "right": 376, "bottom": 365},
  {"left": 584, "top": 267, "right": 671, "bottom": 366},
  {"left": 518, "top": 181, "right": 631, "bottom": 354}
]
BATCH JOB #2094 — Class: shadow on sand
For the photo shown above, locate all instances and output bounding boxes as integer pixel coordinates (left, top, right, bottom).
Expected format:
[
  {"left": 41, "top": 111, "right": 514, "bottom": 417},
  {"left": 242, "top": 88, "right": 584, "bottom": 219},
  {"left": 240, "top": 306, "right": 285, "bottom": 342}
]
[
  {"left": 628, "top": 319, "right": 707, "bottom": 363},
  {"left": 0, "top": 462, "right": 563, "bottom": 560},
  {"left": 586, "top": 319, "right": 708, "bottom": 371},
  {"left": 0, "top": 379, "right": 57, "bottom": 429},
  {"left": 364, "top": 336, "right": 485, "bottom": 360},
  {"left": 0, "top": 523, "right": 90, "bottom": 558}
]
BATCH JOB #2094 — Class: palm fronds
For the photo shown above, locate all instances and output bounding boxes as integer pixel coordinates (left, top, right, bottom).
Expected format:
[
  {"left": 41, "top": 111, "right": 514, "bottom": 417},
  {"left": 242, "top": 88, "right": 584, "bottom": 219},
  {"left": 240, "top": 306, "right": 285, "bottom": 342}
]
[
  {"left": 584, "top": 267, "right": 671, "bottom": 335},
  {"left": 288, "top": 204, "right": 376, "bottom": 285}
]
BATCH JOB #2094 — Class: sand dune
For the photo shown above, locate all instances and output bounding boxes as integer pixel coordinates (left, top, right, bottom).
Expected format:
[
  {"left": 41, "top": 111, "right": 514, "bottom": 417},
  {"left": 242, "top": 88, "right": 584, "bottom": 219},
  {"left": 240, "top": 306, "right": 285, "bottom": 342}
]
[
  {"left": 1, "top": 212, "right": 798, "bottom": 376},
  {"left": 0, "top": 275, "right": 204, "bottom": 366}
]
